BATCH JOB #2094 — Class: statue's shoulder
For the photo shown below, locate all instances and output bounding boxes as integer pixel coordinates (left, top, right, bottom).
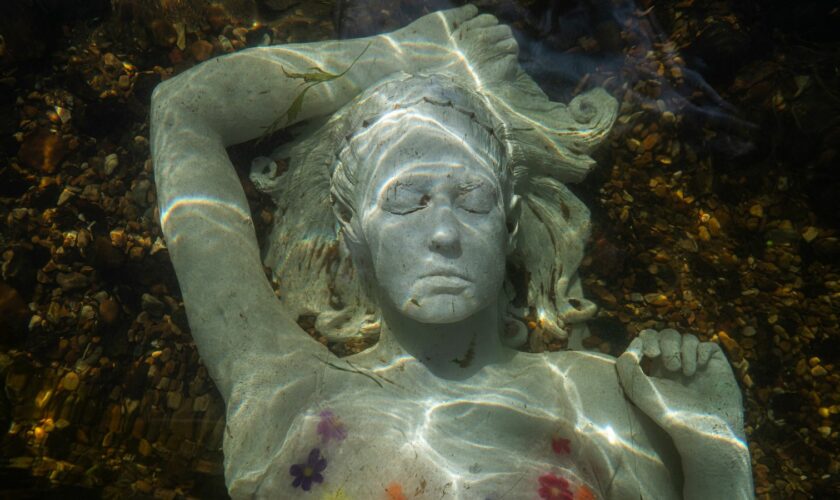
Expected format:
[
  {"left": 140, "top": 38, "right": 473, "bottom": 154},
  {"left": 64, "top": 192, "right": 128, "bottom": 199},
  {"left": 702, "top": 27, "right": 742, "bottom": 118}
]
[
  {"left": 543, "top": 349, "right": 682, "bottom": 498},
  {"left": 543, "top": 350, "right": 635, "bottom": 419},
  {"left": 547, "top": 349, "right": 619, "bottom": 383}
]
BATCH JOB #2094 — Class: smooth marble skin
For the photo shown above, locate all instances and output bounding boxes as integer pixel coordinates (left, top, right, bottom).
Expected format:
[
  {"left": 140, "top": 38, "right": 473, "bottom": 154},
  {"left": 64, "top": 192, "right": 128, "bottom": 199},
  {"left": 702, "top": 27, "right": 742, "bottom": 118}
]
[{"left": 150, "top": 5, "right": 753, "bottom": 499}]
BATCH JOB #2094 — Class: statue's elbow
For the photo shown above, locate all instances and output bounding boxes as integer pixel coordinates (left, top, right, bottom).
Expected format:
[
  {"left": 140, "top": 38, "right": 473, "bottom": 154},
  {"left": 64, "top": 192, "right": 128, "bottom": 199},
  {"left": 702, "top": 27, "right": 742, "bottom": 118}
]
[{"left": 150, "top": 79, "right": 177, "bottom": 121}]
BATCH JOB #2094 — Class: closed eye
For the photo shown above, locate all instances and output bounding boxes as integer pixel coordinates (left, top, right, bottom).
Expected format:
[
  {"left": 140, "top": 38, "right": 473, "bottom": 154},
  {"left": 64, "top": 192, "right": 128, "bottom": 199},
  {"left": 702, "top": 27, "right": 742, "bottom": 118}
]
[
  {"left": 456, "top": 186, "right": 495, "bottom": 214},
  {"left": 384, "top": 193, "right": 430, "bottom": 215},
  {"left": 460, "top": 206, "right": 490, "bottom": 214}
]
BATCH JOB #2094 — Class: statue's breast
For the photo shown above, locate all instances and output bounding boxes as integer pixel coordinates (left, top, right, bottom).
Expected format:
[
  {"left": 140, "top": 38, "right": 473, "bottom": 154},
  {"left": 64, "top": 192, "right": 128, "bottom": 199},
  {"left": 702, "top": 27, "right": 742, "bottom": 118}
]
[
  {"left": 248, "top": 360, "right": 607, "bottom": 499},
  {"left": 229, "top": 353, "right": 679, "bottom": 499}
]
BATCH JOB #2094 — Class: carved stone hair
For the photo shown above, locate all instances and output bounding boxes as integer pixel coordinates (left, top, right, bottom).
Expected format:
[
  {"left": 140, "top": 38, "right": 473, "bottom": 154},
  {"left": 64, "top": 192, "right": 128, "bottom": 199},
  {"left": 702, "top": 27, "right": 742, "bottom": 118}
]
[{"left": 251, "top": 72, "right": 617, "bottom": 347}]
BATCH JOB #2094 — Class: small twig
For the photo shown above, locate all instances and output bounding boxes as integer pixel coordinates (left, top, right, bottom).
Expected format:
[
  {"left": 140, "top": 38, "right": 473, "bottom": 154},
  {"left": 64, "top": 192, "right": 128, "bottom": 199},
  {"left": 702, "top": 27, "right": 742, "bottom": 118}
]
[{"left": 315, "top": 355, "right": 384, "bottom": 388}]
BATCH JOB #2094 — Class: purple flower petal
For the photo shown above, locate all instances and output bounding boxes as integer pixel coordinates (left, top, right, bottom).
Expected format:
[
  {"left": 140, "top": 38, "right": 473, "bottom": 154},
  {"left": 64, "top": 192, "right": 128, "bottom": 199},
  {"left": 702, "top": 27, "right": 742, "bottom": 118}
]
[
  {"left": 314, "top": 457, "right": 327, "bottom": 472},
  {"left": 332, "top": 426, "right": 348, "bottom": 441},
  {"left": 291, "top": 475, "right": 302, "bottom": 488},
  {"left": 307, "top": 448, "right": 321, "bottom": 465},
  {"left": 301, "top": 476, "right": 312, "bottom": 491},
  {"left": 312, "top": 472, "right": 324, "bottom": 484},
  {"left": 317, "top": 411, "right": 348, "bottom": 443},
  {"left": 290, "top": 464, "right": 302, "bottom": 476}
]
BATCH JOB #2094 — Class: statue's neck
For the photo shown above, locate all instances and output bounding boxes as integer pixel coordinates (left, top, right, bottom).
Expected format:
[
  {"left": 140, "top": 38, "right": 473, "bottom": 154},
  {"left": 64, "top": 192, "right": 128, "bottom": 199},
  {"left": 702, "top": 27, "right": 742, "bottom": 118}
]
[{"left": 376, "top": 299, "right": 512, "bottom": 379}]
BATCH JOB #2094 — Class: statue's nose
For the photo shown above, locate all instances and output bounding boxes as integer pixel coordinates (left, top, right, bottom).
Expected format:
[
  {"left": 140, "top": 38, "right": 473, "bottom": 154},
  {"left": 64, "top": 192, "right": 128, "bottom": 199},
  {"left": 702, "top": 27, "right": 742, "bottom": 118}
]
[{"left": 429, "top": 207, "right": 461, "bottom": 255}]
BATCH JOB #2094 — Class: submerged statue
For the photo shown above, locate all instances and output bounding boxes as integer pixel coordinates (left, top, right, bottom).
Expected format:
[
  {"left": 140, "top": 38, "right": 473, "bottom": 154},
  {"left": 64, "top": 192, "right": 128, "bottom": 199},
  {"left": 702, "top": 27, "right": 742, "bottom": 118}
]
[{"left": 150, "top": 6, "right": 752, "bottom": 499}]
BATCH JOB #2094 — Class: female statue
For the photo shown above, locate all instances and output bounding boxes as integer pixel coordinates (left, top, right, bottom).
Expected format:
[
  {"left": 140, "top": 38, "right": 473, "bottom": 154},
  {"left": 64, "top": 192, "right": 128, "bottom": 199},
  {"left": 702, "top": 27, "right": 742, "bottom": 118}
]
[{"left": 150, "top": 5, "right": 752, "bottom": 499}]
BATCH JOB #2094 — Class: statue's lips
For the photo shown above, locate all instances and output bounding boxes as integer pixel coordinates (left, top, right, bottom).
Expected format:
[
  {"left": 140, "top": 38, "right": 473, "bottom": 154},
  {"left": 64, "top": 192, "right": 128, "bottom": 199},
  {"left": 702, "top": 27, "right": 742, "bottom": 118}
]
[{"left": 416, "top": 274, "right": 471, "bottom": 293}]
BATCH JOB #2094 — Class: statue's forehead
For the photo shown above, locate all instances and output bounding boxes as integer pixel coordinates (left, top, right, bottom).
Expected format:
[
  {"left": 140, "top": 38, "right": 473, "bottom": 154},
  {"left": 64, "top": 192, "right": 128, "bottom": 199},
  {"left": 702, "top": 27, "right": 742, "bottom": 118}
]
[
  {"left": 351, "top": 109, "right": 499, "bottom": 175},
  {"left": 351, "top": 104, "right": 498, "bottom": 157},
  {"left": 373, "top": 162, "right": 499, "bottom": 187}
]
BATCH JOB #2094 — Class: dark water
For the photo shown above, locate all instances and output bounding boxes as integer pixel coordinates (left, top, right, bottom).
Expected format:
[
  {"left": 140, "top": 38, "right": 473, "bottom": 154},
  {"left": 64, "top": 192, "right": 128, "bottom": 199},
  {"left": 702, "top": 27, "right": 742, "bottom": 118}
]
[{"left": 1, "top": 1, "right": 838, "bottom": 498}]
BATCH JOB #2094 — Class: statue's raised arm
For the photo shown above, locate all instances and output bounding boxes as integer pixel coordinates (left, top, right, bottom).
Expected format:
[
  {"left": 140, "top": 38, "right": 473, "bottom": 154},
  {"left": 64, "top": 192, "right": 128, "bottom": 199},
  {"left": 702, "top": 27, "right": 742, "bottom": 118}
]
[{"left": 149, "top": 5, "right": 499, "bottom": 395}]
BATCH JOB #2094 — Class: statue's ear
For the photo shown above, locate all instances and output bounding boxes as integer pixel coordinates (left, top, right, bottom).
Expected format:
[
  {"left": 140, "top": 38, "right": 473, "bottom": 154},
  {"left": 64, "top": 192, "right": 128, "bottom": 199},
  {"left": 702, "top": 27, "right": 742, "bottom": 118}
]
[
  {"left": 331, "top": 197, "right": 362, "bottom": 246},
  {"left": 506, "top": 194, "right": 521, "bottom": 254}
]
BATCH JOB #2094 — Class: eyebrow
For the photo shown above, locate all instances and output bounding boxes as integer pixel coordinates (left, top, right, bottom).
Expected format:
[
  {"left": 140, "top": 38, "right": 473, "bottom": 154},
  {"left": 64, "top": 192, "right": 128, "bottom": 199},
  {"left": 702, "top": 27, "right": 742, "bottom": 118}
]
[
  {"left": 379, "top": 174, "right": 495, "bottom": 199},
  {"left": 456, "top": 179, "right": 491, "bottom": 194}
]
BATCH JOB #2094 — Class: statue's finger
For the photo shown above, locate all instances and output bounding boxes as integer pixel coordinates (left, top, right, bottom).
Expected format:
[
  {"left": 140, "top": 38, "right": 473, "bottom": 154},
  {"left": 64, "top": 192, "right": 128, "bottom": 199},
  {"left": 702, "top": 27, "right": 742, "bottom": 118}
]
[
  {"left": 626, "top": 337, "right": 644, "bottom": 362},
  {"left": 494, "top": 38, "right": 519, "bottom": 57},
  {"left": 482, "top": 25, "right": 513, "bottom": 44},
  {"left": 616, "top": 338, "right": 644, "bottom": 384},
  {"left": 697, "top": 342, "right": 716, "bottom": 366},
  {"left": 443, "top": 4, "right": 479, "bottom": 27},
  {"left": 681, "top": 334, "right": 699, "bottom": 376},
  {"left": 616, "top": 341, "right": 666, "bottom": 425},
  {"left": 460, "top": 13, "right": 498, "bottom": 31},
  {"left": 660, "top": 329, "right": 682, "bottom": 372},
  {"left": 495, "top": 38, "right": 519, "bottom": 56},
  {"left": 639, "top": 329, "right": 661, "bottom": 358}
]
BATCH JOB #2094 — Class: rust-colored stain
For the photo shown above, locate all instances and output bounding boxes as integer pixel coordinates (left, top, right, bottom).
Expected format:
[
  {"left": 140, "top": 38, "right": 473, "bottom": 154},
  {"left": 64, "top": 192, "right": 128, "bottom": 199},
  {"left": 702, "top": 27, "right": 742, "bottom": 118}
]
[{"left": 384, "top": 481, "right": 407, "bottom": 500}]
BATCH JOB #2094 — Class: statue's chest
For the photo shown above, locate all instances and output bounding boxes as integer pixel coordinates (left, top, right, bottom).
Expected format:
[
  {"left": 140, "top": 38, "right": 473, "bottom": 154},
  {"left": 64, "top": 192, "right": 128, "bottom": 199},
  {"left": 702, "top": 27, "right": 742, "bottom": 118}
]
[{"left": 265, "top": 378, "right": 604, "bottom": 499}]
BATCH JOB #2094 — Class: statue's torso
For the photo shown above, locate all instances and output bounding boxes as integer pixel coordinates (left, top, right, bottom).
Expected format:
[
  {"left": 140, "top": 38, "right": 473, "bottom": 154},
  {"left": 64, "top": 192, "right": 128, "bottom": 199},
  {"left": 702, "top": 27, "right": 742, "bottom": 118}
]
[{"left": 224, "top": 350, "right": 681, "bottom": 499}]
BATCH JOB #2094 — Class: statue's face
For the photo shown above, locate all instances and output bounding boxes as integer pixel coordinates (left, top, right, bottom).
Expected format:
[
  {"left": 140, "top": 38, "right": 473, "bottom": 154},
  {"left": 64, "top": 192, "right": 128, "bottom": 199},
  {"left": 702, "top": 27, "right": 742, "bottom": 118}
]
[{"left": 358, "top": 127, "right": 508, "bottom": 324}]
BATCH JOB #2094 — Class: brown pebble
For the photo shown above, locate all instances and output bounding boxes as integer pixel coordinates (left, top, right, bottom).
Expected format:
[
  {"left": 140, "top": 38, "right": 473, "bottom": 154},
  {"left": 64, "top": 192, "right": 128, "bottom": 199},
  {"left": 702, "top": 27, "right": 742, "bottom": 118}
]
[
  {"left": 94, "top": 236, "right": 125, "bottom": 269},
  {"left": 168, "top": 47, "right": 184, "bottom": 64},
  {"left": 57, "top": 188, "right": 74, "bottom": 206},
  {"left": 150, "top": 19, "right": 177, "bottom": 47},
  {"left": 22, "top": 105, "right": 39, "bottom": 118},
  {"left": 0, "top": 282, "right": 29, "bottom": 341},
  {"left": 60, "top": 371, "right": 80, "bottom": 391},
  {"left": 128, "top": 245, "right": 145, "bottom": 261},
  {"left": 802, "top": 226, "right": 819, "bottom": 243},
  {"left": 811, "top": 365, "right": 828, "bottom": 377},
  {"left": 131, "top": 417, "right": 145, "bottom": 439},
  {"left": 18, "top": 129, "right": 66, "bottom": 173},
  {"left": 643, "top": 293, "right": 669, "bottom": 306},
  {"left": 99, "top": 298, "right": 120, "bottom": 324},
  {"left": 166, "top": 390, "right": 182, "bottom": 410},
  {"left": 109, "top": 228, "right": 126, "bottom": 248},
  {"left": 56, "top": 272, "right": 88, "bottom": 290},
  {"left": 193, "top": 459, "right": 223, "bottom": 475},
  {"left": 138, "top": 438, "right": 152, "bottom": 457},
  {"left": 642, "top": 133, "right": 660, "bottom": 151},
  {"left": 670, "top": 66, "right": 683, "bottom": 79},
  {"left": 102, "top": 52, "right": 120, "bottom": 67},
  {"left": 189, "top": 40, "right": 214, "bottom": 62},
  {"left": 206, "top": 4, "right": 229, "bottom": 31},
  {"left": 717, "top": 331, "right": 743, "bottom": 361},
  {"left": 193, "top": 394, "right": 211, "bottom": 413},
  {"left": 134, "top": 480, "right": 153, "bottom": 494},
  {"left": 108, "top": 403, "right": 121, "bottom": 433},
  {"left": 708, "top": 217, "right": 721, "bottom": 236}
]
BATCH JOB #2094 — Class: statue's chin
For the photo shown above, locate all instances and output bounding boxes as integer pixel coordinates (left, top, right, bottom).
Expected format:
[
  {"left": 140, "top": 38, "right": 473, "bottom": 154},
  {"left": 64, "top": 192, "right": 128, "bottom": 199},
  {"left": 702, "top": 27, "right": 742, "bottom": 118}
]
[{"left": 399, "top": 294, "right": 481, "bottom": 324}]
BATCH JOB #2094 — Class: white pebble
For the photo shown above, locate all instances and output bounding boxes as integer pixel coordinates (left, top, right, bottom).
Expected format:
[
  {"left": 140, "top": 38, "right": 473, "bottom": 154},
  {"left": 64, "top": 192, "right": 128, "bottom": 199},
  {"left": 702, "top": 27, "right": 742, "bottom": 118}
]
[{"left": 104, "top": 153, "right": 119, "bottom": 175}]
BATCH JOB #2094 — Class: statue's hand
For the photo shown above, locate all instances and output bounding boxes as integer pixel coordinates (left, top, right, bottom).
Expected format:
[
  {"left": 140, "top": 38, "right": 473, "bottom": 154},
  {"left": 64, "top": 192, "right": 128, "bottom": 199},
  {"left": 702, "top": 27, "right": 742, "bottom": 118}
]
[
  {"left": 389, "top": 5, "right": 520, "bottom": 83},
  {"left": 615, "top": 329, "right": 745, "bottom": 448},
  {"left": 448, "top": 11, "right": 520, "bottom": 82},
  {"left": 390, "top": 4, "right": 477, "bottom": 43}
]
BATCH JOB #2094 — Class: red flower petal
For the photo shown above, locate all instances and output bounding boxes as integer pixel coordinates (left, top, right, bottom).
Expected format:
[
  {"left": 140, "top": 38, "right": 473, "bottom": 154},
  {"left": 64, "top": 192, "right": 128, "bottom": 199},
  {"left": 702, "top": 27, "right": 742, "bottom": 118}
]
[
  {"left": 538, "top": 473, "right": 574, "bottom": 500},
  {"left": 552, "top": 436, "right": 572, "bottom": 455}
]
